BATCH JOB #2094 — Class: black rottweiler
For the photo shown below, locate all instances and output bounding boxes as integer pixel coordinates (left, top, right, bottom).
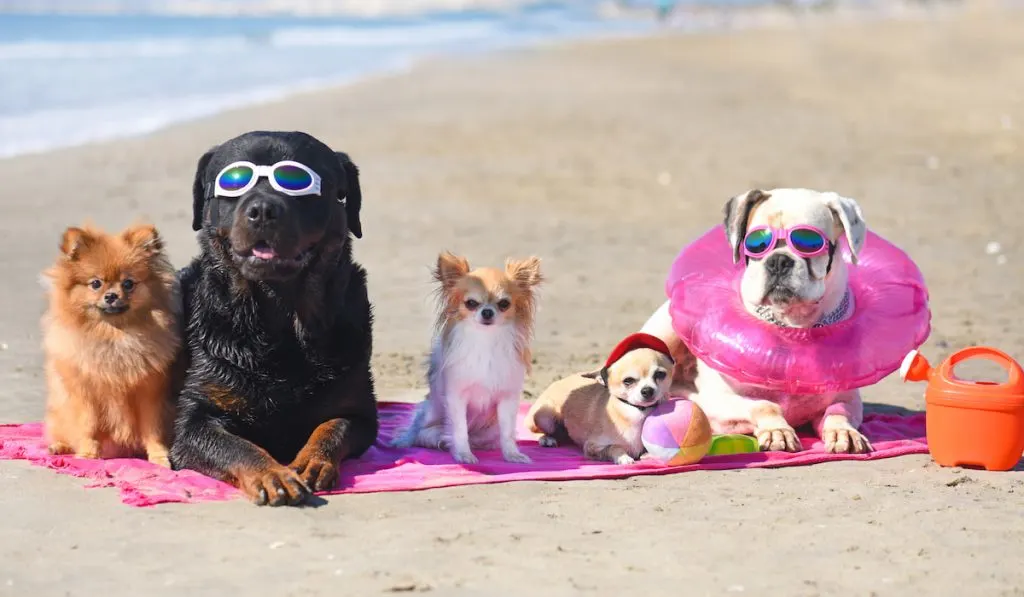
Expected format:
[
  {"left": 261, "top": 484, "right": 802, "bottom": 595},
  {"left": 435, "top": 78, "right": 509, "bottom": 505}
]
[{"left": 170, "top": 131, "right": 378, "bottom": 506}]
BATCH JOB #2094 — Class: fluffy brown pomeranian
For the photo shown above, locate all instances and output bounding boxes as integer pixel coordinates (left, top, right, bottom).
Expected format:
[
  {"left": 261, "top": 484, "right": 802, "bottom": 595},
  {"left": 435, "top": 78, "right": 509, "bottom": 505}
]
[{"left": 40, "top": 223, "right": 180, "bottom": 466}]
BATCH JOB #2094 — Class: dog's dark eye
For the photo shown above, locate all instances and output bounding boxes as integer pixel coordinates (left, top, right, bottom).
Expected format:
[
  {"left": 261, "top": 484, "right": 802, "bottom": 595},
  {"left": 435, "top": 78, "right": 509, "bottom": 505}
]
[
  {"left": 497, "top": 299, "right": 511, "bottom": 311},
  {"left": 121, "top": 279, "right": 135, "bottom": 292},
  {"left": 88, "top": 279, "right": 102, "bottom": 290},
  {"left": 464, "top": 299, "right": 479, "bottom": 310},
  {"left": 653, "top": 370, "right": 667, "bottom": 382},
  {"left": 622, "top": 377, "right": 636, "bottom": 387}
]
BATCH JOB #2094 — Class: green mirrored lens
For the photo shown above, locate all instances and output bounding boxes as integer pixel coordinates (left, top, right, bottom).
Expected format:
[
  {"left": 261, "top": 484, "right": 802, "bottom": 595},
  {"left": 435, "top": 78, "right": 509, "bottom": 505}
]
[
  {"left": 790, "top": 229, "right": 825, "bottom": 253},
  {"left": 274, "top": 165, "right": 313, "bottom": 191},
  {"left": 744, "top": 229, "right": 773, "bottom": 255},
  {"left": 218, "top": 165, "right": 253, "bottom": 191}
]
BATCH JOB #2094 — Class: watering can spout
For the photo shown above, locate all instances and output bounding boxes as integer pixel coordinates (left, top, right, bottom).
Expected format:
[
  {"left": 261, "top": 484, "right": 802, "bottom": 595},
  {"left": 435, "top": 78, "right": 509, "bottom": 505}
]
[{"left": 900, "top": 349, "right": 932, "bottom": 382}]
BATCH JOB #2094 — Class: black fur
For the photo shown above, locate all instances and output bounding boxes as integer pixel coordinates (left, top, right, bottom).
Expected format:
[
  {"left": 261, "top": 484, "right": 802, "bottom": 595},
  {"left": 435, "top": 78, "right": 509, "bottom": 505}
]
[{"left": 170, "top": 131, "right": 377, "bottom": 507}]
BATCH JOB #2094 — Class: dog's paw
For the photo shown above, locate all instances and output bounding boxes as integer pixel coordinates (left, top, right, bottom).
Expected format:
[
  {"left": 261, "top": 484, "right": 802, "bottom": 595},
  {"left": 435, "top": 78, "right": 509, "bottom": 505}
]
[
  {"left": 74, "top": 440, "right": 102, "bottom": 459},
  {"left": 756, "top": 427, "right": 802, "bottom": 452},
  {"left": 450, "top": 448, "right": 479, "bottom": 464},
  {"left": 236, "top": 464, "right": 311, "bottom": 507},
  {"left": 147, "top": 453, "right": 172, "bottom": 468},
  {"left": 389, "top": 435, "right": 413, "bottom": 449},
  {"left": 823, "top": 427, "right": 873, "bottom": 454},
  {"left": 538, "top": 435, "right": 558, "bottom": 448},
  {"left": 290, "top": 453, "right": 339, "bottom": 492},
  {"left": 47, "top": 442, "right": 73, "bottom": 456},
  {"left": 145, "top": 443, "right": 172, "bottom": 468},
  {"left": 502, "top": 449, "right": 532, "bottom": 464},
  {"left": 614, "top": 454, "right": 636, "bottom": 465}
]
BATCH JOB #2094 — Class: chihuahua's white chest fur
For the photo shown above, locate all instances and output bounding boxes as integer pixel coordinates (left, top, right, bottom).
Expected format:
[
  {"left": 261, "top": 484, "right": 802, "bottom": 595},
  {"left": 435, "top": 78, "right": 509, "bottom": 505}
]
[{"left": 433, "top": 323, "right": 526, "bottom": 403}]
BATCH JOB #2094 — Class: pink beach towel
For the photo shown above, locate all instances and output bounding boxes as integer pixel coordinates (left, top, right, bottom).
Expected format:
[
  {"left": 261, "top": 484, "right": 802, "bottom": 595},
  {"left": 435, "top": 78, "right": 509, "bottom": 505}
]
[{"left": 0, "top": 402, "right": 929, "bottom": 507}]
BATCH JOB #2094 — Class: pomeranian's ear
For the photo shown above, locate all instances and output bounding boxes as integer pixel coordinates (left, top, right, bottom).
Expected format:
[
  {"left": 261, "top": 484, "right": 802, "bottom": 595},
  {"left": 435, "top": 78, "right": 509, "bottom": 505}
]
[
  {"left": 505, "top": 256, "right": 543, "bottom": 289},
  {"left": 60, "top": 227, "right": 92, "bottom": 260},
  {"left": 123, "top": 224, "right": 163, "bottom": 257},
  {"left": 434, "top": 251, "right": 470, "bottom": 289}
]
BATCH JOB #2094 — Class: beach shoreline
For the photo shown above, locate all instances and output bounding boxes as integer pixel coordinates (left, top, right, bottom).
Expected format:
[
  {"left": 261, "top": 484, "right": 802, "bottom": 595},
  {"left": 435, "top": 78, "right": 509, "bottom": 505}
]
[
  {"left": 1, "top": 5, "right": 1023, "bottom": 595},
  {"left": 0, "top": 0, "right": 1002, "bottom": 161}
]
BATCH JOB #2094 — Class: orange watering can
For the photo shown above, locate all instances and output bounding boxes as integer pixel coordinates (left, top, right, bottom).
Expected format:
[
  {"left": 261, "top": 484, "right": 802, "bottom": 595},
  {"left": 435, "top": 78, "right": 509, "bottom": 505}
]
[{"left": 901, "top": 347, "right": 1024, "bottom": 471}]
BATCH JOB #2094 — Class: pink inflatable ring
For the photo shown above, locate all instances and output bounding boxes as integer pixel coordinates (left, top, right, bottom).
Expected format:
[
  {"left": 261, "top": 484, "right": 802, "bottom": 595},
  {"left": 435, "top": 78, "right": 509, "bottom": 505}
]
[{"left": 666, "top": 225, "right": 931, "bottom": 395}]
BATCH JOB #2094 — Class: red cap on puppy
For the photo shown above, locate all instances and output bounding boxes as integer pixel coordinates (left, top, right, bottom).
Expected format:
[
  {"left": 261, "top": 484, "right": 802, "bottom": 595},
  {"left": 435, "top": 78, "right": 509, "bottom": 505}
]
[{"left": 605, "top": 333, "right": 675, "bottom": 368}]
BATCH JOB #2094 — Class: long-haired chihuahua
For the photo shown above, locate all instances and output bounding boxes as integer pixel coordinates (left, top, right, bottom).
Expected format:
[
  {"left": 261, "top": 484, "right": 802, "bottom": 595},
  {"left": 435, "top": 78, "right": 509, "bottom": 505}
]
[{"left": 392, "top": 251, "right": 543, "bottom": 464}]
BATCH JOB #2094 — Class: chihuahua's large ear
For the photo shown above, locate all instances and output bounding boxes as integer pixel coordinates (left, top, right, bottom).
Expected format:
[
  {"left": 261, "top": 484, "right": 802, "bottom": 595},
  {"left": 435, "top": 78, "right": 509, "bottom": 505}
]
[
  {"left": 822, "top": 192, "right": 867, "bottom": 264},
  {"left": 123, "top": 223, "right": 164, "bottom": 257},
  {"left": 336, "top": 152, "right": 362, "bottom": 239},
  {"left": 434, "top": 252, "right": 470, "bottom": 289},
  {"left": 191, "top": 146, "right": 217, "bottom": 231},
  {"left": 505, "top": 256, "right": 543, "bottom": 289},
  {"left": 597, "top": 367, "right": 610, "bottom": 387},
  {"left": 723, "top": 189, "right": 770, "bottom": 264},
  {"left": 59, "top": 227, "right": 92, "bottom": 260}
]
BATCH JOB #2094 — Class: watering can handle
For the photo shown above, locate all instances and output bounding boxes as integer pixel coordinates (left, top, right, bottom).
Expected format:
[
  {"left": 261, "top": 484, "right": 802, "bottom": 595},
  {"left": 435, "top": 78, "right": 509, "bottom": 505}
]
[{"left": 944, "top": 347, "right": 1024, "bottom": 388}]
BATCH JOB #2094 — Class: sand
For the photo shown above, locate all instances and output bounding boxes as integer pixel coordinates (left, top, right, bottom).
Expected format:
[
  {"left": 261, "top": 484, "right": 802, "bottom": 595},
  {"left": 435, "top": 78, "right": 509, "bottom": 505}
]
[{"left": 1, "top": 6, "right": 1023, "bottom": 596}]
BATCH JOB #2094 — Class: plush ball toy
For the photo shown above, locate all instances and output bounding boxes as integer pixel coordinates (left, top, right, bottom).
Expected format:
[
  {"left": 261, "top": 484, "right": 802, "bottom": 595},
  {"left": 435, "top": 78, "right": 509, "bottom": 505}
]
[{"left": 641, "top": 399, "right": 713, "bottom": 465}]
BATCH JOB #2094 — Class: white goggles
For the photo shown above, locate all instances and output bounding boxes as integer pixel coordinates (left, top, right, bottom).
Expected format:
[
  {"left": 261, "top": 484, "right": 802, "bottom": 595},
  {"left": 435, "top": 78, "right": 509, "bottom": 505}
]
[{"left": 213, "top": 160, "right": 322, "bottom": 198}]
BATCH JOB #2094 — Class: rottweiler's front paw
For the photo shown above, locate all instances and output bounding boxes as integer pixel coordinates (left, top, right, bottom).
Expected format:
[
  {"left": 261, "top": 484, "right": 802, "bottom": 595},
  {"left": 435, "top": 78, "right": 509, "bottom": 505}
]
[
  {"left": 290, "top": 453, "right": 339, "bottom": 493},
  {"left": 237, "top": 464, "right": 311, "bottom": 507}
]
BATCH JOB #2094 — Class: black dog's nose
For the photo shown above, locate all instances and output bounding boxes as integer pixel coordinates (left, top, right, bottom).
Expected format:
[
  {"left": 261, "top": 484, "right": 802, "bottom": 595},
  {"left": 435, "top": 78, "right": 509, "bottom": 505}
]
[
  {"left": 104, "top": 293, "right": 119, "bottom": 305},
  {"left": 641, "top": 386, "right": 655, "bottom": 399},
  {"left": 245, "top": 200, "right": 280, "bottom": 225},
  {"left": 480, "top": 308, "right": 495, "bottom": 321},
  {"left": 765, "top": 253, "right": 795, "bottom": 277}
]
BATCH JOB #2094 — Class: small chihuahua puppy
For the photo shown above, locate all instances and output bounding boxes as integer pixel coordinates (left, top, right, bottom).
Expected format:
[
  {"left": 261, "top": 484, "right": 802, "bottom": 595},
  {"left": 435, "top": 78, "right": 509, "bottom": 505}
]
[
  {"left": 525, "top": 333, "right": 674, "bottom": 464},
  {"left": 392, "top": 251, "right": 543, "bottom": 464}
]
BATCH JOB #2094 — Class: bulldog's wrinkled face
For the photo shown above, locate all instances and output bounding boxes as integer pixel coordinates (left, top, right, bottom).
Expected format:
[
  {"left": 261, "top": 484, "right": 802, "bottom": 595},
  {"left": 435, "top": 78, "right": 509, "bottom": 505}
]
[
  {"left": 190, "top": 131, "right": 363, "bottom": 282},
  {"left": 723, "top": 188, "right": 867, "bottom": 328}
]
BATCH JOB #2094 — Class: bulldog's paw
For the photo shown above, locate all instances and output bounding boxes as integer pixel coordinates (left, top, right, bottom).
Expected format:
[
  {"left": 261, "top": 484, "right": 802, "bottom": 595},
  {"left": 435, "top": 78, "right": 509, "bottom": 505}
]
[
  {"left": 756, "top": 427, "right": 802, "bottom": 452},
  {"left": 822, "top": 427, "right": 873, "bottom": 454}
]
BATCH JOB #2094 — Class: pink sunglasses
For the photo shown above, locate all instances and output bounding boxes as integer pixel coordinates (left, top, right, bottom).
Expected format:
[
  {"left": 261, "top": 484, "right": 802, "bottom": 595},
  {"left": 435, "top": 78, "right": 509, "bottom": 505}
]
[{"left": 742, "top": 225, "right": 830, "bottom": 259}]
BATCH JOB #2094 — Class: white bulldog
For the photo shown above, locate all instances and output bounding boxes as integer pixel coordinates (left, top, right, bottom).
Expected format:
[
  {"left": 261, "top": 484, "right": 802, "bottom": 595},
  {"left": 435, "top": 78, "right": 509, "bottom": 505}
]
[{"left": 641, "top": 188, "right": 873, "bottom": 454}]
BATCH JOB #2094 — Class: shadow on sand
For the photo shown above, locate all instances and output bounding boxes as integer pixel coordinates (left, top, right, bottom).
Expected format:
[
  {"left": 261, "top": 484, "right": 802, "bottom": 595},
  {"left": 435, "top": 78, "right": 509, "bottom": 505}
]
[{"left": 863, "top": 401, "right": 924, "bottom": 418}]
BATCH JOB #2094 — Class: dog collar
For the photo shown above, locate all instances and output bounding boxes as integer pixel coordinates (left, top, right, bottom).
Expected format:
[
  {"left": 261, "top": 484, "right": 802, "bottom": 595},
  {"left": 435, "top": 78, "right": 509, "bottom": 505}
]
[
  {"left": 754, "top": 287, "right": 852, "bottom": 328},
  {"left": 616, "top": 396, "right": 657, "bottom": 413}
]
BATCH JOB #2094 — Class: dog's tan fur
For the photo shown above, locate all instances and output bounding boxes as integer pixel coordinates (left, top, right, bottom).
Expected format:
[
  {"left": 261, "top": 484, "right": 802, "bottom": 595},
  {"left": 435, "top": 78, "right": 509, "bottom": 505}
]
[
  {"left": 41, "top": 223, "right": 180, "bottom": 466},
  {"left": 524, "top": 348, "right": 674, "bottom": 465}
]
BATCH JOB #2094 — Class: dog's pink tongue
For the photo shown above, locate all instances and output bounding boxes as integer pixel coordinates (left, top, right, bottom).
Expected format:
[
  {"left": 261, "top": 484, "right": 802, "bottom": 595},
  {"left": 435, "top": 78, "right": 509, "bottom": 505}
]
[{"left": 252, "top": 243, "right": 276, "bottom": 259}]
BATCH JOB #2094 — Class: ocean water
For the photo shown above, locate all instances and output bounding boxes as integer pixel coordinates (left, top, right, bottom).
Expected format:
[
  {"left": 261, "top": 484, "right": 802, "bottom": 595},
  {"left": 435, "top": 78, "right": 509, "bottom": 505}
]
[{"left": 0, "top": 3, "right": 650, "bottom": 159}]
